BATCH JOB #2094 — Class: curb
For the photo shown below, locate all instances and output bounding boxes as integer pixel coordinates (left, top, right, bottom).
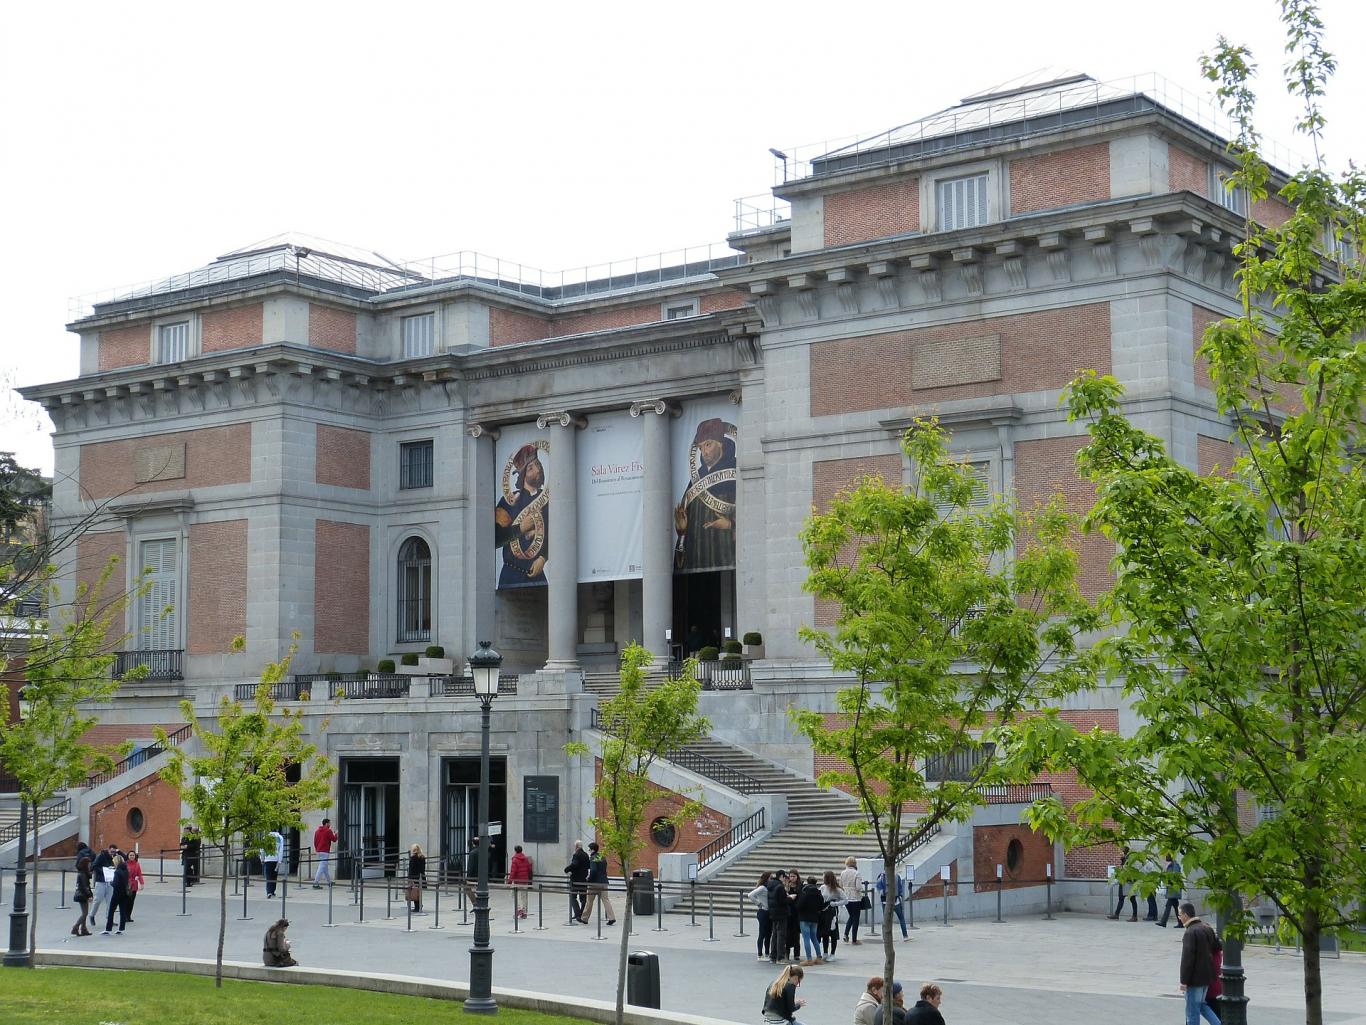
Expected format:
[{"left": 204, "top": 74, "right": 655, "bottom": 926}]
[{"left": 33, "top": 950, "right": 745, "bottom": 1025}]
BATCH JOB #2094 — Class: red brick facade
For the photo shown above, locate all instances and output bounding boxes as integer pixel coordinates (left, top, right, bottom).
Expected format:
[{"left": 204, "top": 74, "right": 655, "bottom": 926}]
[
  {"left": 98, "top": 324, "right": 150, "bottom": 371},
  {"left": 823, "top": 178, "right": 921, "bottom": 247},
  {"left": 809, "top": 454, "right": 903, "bottom": 627},
  {"left": 1192, "top": 304, "right": 1221, "bottom": 390},
  {"left": 314, "top": 519, "right": 369, "bottom": 654},
  {"left": 1168, "top": 147, "right": 1209, "bottom": 197},
  {"left": 700, "top": 291, "right": 748, "bottom": 314},
  {"left": 309, "top": 304, "right": 358, "bottom": 354},
  {"left": 972, "top": 823, "right": 1053, "bottom": 890},
  {"left": 80, "top": 423, "right": 252, "bottom": 500},
  {"left": 89, "top": 771, "right": 183, "bottom": 860},
  {"left": 592, "top": 759, "right": 731, "bottom": 874},
  {"left": 316, "top": 425, "right": 371, "bottom": 490},
  {"left": 1010, "top": 144, "right": 1109, "bottom": 214},
  {"left": 1197, "top": 434, "right": 1238, "bottom": 477},
  {"left": 188, "top": 519, "right": 248, "bottom": 654},
  {"left": 489, "top": 307, "right": 552, "bottom": 347},
  {"left": 1013, "top": 436, "right": 1113, "bottom": 599},
  {"left": 810, "top": 304, "right": 1111, "bottom": 416},
  {"left": 77, "top": 530, "right": 127, "bottom": 646},
  {"left": 1253, "top": 196, "right": 1294, "bottom": 228},
  {"left": 201, "top": 303, "right": 264, "bottom": 353},
  {"left": 554, "top": 303, "right": 660, "bottom": 338}
]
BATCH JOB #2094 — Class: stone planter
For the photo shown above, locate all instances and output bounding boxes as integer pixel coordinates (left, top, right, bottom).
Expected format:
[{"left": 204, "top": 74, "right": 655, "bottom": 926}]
[
  {"left": 743, "top": 643, "right": 765, "bottom": 660},
  {"left": 418, "top": 656, "right": 455, "bottom": 675},
  {"left": 396, "top": 663, "right": 424, "bottom": 676}
]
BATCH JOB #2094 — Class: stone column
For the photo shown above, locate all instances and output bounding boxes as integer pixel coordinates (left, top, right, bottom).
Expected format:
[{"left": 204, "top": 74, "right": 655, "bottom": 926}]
[
  {"left": 631, "top": 399, "right": 675, "bottom": 664},
  {"left": 538, "top": 412, "right": 582, "bottom": 670},
  {"left": 465, "top": 425, "right": 498, "bottom": 655}
]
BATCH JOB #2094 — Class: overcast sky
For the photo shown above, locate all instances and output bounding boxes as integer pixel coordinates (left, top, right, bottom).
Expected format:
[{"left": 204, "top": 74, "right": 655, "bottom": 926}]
[{"left": 3, "top": 0, "right": 1362, "bottom": 475}]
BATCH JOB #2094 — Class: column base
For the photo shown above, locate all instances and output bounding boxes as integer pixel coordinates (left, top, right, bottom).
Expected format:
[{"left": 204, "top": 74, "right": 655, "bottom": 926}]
[{"left": 542, "top": 659, "right": 581, "bottom": 673}]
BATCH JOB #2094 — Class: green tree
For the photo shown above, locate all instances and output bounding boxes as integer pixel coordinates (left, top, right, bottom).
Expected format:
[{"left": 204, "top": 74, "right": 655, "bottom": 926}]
[
  {"left": 0, "top": 558, "right": 144, "bottom": 955},
  {"left": 156, "top": 637, "right": 334, "bottom": 987},
  {"left": 566, "top": 643, "right": 708, "bottom": 1025},
  {"left": 1002, "top": 9, "right": 1366, "bottom": 1022},
  {"left": 792, "top": 420, "right": 1097, "bottom": 1010}
]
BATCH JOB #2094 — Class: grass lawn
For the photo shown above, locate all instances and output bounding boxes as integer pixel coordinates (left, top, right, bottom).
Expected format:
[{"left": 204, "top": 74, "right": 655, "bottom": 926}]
[
  {"left": 1247, "top": 929, "right": 1366, "bottom": 953},
  {"left": 0, "top": 967, "right": 595, "bottom": 1025}
]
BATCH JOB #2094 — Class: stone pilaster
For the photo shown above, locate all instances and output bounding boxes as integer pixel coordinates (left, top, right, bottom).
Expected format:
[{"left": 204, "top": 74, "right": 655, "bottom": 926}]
[
  {"left": 537, "top": 411, "right": 584, "bottom": 670},
  {"left": 465, "top": 424, "right": 498, "bottom": 655},
  {"left": 631, "top": 399, "right": 678, "bottom": 663}
]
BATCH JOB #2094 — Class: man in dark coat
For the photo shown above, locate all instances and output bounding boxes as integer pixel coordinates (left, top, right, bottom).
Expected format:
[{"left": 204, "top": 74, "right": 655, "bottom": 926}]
[
  {"left": 563, "top": 840, "right": 590, "bottom": 923},
  {"left": 904, "top": 982, "right": 947, "bottom": 1025},
  {"left": 766, "top": 870, "right": 791, "bottom": 964},
  {"left": 1178, "top": 902, "right": 1224, "bottom": 1025}
]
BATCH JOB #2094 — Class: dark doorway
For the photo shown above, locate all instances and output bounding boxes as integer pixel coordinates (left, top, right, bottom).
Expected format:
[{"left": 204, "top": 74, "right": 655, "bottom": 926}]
[
  {"left": 285, "top": 763, "right": 302, "bottom": 874},
  {"left": 673, "top": 570, "right": 733, "bottom": 655},
  {"left": 442, "top": 757, "right": 507, "bottom": 882},
  {"left": 339, "top": 757, "right": 400, "bottom": 879}
]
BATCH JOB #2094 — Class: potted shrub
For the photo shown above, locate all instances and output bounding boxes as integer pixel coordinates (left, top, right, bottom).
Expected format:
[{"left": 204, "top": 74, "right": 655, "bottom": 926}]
[
  {"left": 418, "top": 643, "right": 454, "bottom": 675},
  {"left": 743, "top": 631, "right": 765, "bottom": 659},
  {"left": 297, "top": 689, "right": 312, "bottom": 702},
  {"left": 377, "top": 658, "right": 396, "bottom": 674},
  {"left": 397, "top": 652, "right": 423, "bottom": 676},
  {"left": 695, "top": 645, "right": 719, "bottom": 683},
  {"left": 697, "top": 646, "right": 720, "bottom": 662},
  {"left": 721, "top": 639, "right": 743, "bottom": 660}
]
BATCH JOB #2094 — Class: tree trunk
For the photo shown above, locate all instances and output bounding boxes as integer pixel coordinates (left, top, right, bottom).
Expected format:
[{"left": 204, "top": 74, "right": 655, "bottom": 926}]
[
  {"left": 1302, "top": 908, "right": 1322, "bottom": 1025},
  {"left": 27, "top": 816, "right": 40, "bottom": 955},
  {"left": 882, "top": 854, "right": 896, "bottom": 1025},
  {"left": 615, "top": 865, "right": 632, "bottom": 1025},
  {"left": 216, "top": 839, "right": 229, "bottom": 987}
]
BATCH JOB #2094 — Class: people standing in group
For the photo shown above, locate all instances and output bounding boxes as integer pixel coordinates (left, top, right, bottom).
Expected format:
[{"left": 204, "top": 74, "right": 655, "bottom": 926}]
[
  {"left": 580, "top": 841, "right": 617, "bottom": 925},
  {"left": 853, "top": 976, "right": 885, "bottom": 1025},
  {"left": 1177, "top": 902, "right": 1223, "bottom": 1025},
  {"left": 103, "top": 854, "right": 130, "bottom": 935},
  {"left": 125, "top": 852, "right": 144, "bottom": 923},
  {"left": 796, "top": 874, "right": 825, "bottom": 964},
  {"left": 766, "top": 869, "right": 792, "bottom": 964},
  {"left": 1108, "top": 844, "right": 1139, "bottom": 921},
  {"left": 564, "top": 839, "right": 590, "bottom": 924},
  {"left": 819, "top": 869, "right": 843, "bottom": 961},
  {"left": 840, "top": 856, "right": 864, "bottom": 945},
  {"left": 904, "top": 983, "right": 946, "bottom": 1025},
  {"left": 1157, "top": 853, "right": 1185, "bottom": 928},
  {"left": 877, "top": 870, "right": 909, "bottom": 941},
  {"left": 760, "top": 964, "right": 806, "bottom": 1025},
  {"left": 262, "top": 828, "right": 284, "bottom": 898},
  {"left": 871, "top": 981, "right": 906, "bottom": 1025},
  {"left": 748, "top": 871, "right": 772, "bottom": 961},
  {"left": 312, "top": 817, "right": 339, "bottom": 889},
  {"left": 406, "top": 843, "right": 426, "bottom": 913},
  {"left": 89, "top": 843, "right": 116, "bottom": 928},
  {"left": 71, "top": 856, "right": 93, "bottom": 938},
  {"left": 506, "top": 844, "right": 534, "bottom": 919}
]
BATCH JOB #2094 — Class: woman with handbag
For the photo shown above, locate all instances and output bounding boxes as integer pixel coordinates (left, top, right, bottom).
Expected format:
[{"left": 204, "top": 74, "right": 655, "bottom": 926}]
[
  {"left": 125, "top": 851, "right": 145, "bottom": 924},
  {"left": 839, "top": 857, "right": 864, "bottom": 944},
  {"left": 71, "top": 856, "right": 93, "bottom": 937},
  {"left": 406, "top": 843, "right": 426, "bottom": 914}
]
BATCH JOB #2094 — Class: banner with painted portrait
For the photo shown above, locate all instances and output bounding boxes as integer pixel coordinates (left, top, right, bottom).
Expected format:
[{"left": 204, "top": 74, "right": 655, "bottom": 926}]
[
  {"left": 671, "top": 397, "right": 737, "bottom": 574},
  {"left": 577, "top": 409, "right": 644, "bottom": 583},
  {"left": 494, "top": 423, "right": 550, "bottom": 590}
]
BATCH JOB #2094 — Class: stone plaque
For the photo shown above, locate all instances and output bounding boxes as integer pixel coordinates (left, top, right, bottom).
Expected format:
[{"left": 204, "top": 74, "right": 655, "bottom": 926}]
[
  {"left": 134, "top": 442, "right": 186, "bottom": 483},
  {"left": 912, "top": 333, "right": 1001, "bottom": 390}
]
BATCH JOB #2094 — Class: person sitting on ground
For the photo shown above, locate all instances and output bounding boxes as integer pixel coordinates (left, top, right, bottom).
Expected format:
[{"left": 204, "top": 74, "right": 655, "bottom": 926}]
[
  {"left": 761, "top": 964, "right": 806, "bottom": 1025},
  {"left": 263, "top": 918, "right": 298, "bottom": 967},
  {"left": 871, "top": 982, "right": 907, "bottom": 1025},
  {"left": 904, "top": 983, "right": 946, "bottom": 1025},
  {"left": 853, "top": 976, "right": 885, "bottom": 1025}
]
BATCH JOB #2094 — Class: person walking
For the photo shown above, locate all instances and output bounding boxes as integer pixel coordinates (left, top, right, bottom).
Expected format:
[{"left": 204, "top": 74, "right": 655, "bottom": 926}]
[
  {"left": 312, "top": 817, "right": 339, "bottom": 888},
  {"left": 796, "top": 874, "right": 824, "bottom": 965},
  {"left": 564, "top": 839, "right": 590, "bottom": 924},
  {"left": 125, "top": 851, "right": 144, "bottom": 923},
  {"left": 506, "top": 844, "right": 534, "bottom": 919},
  {"left": 262, "top": 828, "right": 284, "bottom": 898},
  {"left": 1156, "top": 853, "right": 1185, "bottom": 928},
  {"left": 580, "top": 841, "right": 617, "bottom": 925},
  {"left": 819, "top": 869, "right": 843, "bottom": 961},
  {"left": 89, "top": 843, "right": 116, "bottom": 928},
  {"left": 406, "top": 843, "right": 426, "bottom": 913},
  {"left": 761, "top": 964, "right": 806, "bottom": 1025},
  {"left": 71, "top": 856, "right": 93, "bottom": 938},
  {"left": 766, "top": 869, "right": 792, "bottom": 964},
  {"left": 1177, "top": 902, "right": 1223, "bottom": 1025},
  {"left": 904, "top": 983, "right": 946, "bottom": 1025},
  {"left": 103, "top": 854, "right": 130, "bottom": 935},
  {"left": 839, "top": 856, "right": 864, "bottom": 944},
  {"left": 1108, "top": 845, "right": 1139, "bottom": 921},
  {"left": 853, "top": 976, "right": 885, "bottom": 1025},
  {"left": 748, "top": 871, "right": 772, "bottom": 961},
  {"left": 876, "top": 871, "right": 909, "bottom": 940}
]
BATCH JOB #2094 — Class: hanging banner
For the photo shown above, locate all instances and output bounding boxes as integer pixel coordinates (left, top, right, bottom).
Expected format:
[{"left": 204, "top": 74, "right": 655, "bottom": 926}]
[
  {"left": 577, "top": 410, "right": 644, "bottom": 583},
  {"left": 672, "top": 397, "right": 738, "bottom": 574},
  {"left": 494, "top": 423, "right": 550, "bottom": 590}
]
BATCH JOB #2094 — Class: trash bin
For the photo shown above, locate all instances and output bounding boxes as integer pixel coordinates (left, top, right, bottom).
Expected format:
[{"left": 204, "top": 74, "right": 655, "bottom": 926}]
[
  {"left": 626, "top": 950, "right": 661, "bottom": 1008},
  {"left": 631, "top": 869, "right": 654, "bottom": 916}
]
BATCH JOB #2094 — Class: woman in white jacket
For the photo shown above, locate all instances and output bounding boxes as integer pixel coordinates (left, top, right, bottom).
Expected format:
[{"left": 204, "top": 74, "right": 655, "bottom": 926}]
[
  {"left": 839, "top": 857, "right": 864, "bottom": 944},
  {"left": 748, "top": 871, "right": 773, "bottom": 961}
]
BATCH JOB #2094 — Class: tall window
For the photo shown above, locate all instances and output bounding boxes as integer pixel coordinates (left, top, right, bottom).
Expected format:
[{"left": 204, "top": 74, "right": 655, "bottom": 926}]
[
  {"left": 156, "top": 322, "right": 190, "bottom": 363},
  {"left": 397, "top": 536, "right": 432, "bottom": 643},
  {"left": 1215, "top": 172, "right": 1249, "bottom": 217},
  {"left": 937, "top": 173, "right": 990, "bottom": 231},
  {"left": 402, "top": 313, "right": 435, "bottom": 358},
  {"left": 399, "top": 440, "right": 434, "bottom": 490},
  {"left": 138, "top": 538, "right": 179, "bottom": 650}
]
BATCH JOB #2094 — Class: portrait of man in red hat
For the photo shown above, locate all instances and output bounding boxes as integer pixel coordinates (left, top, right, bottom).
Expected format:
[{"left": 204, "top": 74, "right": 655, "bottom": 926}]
[
  {"left": 495, "top": 441, "right": 549, "bottom": 588},
  {"left": 674, "top": 417, "right": 736, "bottom": 572}
]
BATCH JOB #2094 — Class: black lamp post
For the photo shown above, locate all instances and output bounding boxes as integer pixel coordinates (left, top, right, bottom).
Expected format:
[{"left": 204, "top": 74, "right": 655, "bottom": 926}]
[
  {"left": 464, "top": 640, "right": 502, "bottom": 1015},
  {"left": 1218, "top": 892, "right": 1249, "bottom": 1025},
  {"left": 4, "top": 686, "right": 34, "bottom": 968}
]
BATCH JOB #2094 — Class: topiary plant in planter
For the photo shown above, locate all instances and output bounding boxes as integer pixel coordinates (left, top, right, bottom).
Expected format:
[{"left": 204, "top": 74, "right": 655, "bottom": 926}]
[
  {"left": 377, "top": 659, "right": 396, "bottom": 674},
  {"left": 721, "top": 639, "right": 743, "bottom": 656},
  {"left": 400, "top": 653, "right": 419, "bottom": 666},
  {"left": 742, "top": 632, "right": 763, "bottom": 646},
  {"left": 697, "top": 646, "right": 719, "bottom": 662},
  {"left": 425, "top": 645, "right": 445, "bottom": 659}
]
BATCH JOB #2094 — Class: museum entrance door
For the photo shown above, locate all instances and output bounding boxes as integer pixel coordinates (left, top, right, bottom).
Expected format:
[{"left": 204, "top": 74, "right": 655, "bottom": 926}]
[{"left": 673, "top": 569, "right": 734, "bottom": 657}]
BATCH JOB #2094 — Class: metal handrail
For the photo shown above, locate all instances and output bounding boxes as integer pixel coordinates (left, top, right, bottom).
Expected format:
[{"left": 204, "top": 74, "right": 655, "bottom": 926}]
[
  {"left": 589, "top": 711, "right": 764, "bottom": 795},
  {"left": 427, "top": 673, "right": 520, "bottom": 697},
  {"left": 696, "top": 808, "right": 766, "bottom": 869},
  {"left": 84, "top": 723, "right": 193, "bottom": 787},
  {"left": 113, "top": 648, "right": 183, "bottom": 681},
  {"left": 892, "top": 819, "right": 943, "bottom": 864},
  {"left": 0, "top": 798, "right": 72, "bottom": 846}
]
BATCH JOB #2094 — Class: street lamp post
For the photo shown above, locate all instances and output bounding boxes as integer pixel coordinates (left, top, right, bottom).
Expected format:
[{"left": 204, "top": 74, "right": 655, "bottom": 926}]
[
  {"left": 4, "top": 687, "right": 34, "bottom": 968},
  {"left": 464, "top": 640, "right": 502, "bottom": 1015},
  {"left": 1218, "top": 892, "right": 1249, "bottom": 1025}
]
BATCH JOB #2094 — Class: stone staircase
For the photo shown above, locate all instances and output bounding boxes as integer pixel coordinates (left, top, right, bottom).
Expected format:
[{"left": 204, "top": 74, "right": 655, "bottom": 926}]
[{"left": 679, "top": 737, "right": 887, "bottom": 895}]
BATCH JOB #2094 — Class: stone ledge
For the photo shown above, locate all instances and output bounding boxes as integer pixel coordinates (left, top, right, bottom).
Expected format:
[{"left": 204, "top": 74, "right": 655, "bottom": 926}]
[{"left": 34, "top": 950, "right": 745, "bottom": 1025}]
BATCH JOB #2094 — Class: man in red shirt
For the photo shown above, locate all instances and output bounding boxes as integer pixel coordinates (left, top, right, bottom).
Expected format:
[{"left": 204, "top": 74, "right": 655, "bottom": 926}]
[{"left": 312, "top": 818, "right": 339, "bottom": 889}]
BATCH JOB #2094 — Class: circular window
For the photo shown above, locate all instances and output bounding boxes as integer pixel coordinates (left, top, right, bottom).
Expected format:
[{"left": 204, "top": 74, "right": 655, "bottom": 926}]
[
  {"left": 1005, "top": 838, "right": 1024, "bottom": 876},
  {"left": 126, "top": 807, "right": 145, "bottom": 836},
  {"left": 649, "top": 817, "right": 677, "bottom": 849}
]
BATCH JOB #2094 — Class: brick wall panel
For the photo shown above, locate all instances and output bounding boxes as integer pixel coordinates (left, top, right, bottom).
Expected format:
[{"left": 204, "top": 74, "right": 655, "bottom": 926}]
[
  {"left": 89, "top": 771, "right": 184, "bottom": 859},
  {"left": 309, "top": 304, "right": 358, "bottom": 354},
  {"left": 315, "top": 425, "right": 371, "bottom": 490},
  {"left": 98, "top": 325, "right": 150, "bottom": 371},
  {"left": 77, "top": 530, "right": 127, "bottom": 646},
  {"left": 972, "top": 823, "right": 1053, "bottom": 890},
  {"left": 810, "top": 454, "right": 903, "bottom": 626},
  {"left": 823, "top": 178, "right": 920, "bottom": 247},
  {"left": 699, "top": 291, "right": 748, "bottom": 314},
  {"left": 489, "top": 307, "right": 552, "bottom": 347},
  {"left": 188, "top": 519, "right": 248, "bottom": 654},
  {"left": 315, "top": 520, "right": 369, "bottom": 654},
  {"left": 811, "top": 304, "right": 1111, "bottom": 416},
  {"left": 553, "top": 303, "right": 659, "bottom": 338},
  {"left": 1168, "top": 148, "right": 1209, "bottom": 197},
  {"left": 1010, "top": 144, "right": 1110, "bottom": 215},
  {"left": 593, "top": 759, "right": 730, "bottom": 874},
  {"left": 1253, "top": 196, "right": 1294, "bottom": 228},
  {"left": 201, "top": 303, "right": 264, "bottom": 353},
  {"left": 1014, "top": 436, "right": 1113, "bottom": 599},
  {"left": 1197, "top": 434, "right": 1238, "bottom": 477},
  {"left": 80, "top": 424, "right": 252, "bottom": 501}
]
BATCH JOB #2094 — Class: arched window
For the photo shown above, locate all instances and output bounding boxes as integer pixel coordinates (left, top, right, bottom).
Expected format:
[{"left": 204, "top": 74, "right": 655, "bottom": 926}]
[{"left": 397, "top": 536, "right": 432, "bottom": 643}]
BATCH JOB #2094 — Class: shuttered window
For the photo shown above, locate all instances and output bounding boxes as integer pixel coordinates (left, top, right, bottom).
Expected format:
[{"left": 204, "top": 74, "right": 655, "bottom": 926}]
[
  {"left": 937, "top": 461, "right": 992, "bottom": 517},
  {"left": 156, "top": 322, "right": 190, "bottom": 364},
  {"left": 138, "top": 538, "right": 179, "bottom": 651},
  {"left": 937, "top": 173, "right": 990, "bottom": 231},
  {"left": 402, "top": 313, "right": 435, "bottom": 358}
]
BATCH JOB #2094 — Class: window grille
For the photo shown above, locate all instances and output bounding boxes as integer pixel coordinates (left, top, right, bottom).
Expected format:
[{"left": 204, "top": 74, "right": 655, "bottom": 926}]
[
  {"left": 397, "top": 536, "right": 432, "bottom": 643},
  {"left": 402, "top": 313, "right": 435, "bottom": 358},
  {"left": 156, "top": 322, "right": 190, "bottom": 364},
  {"left": 399, "top": 440, "right": 434, "bottom": 490},
  {"left": 138, "top": 538, "right": 178, "bottom": 651},
  {"left": 937, "top": 173, "right": 990, "bottom": 231},
  {"left": 924, "top": 742, "right": 995, "bottom": 782}
]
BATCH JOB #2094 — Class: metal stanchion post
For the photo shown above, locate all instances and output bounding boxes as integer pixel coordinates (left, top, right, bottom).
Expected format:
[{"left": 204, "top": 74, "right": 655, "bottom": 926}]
[
  {"left": 593, "top": 892, "right": 604, "bottom": 940},
  {"left": 177, "top": 864, "right": 189, "bottom": 917},
  {"left": 360, "top": 877, "right": 365, "bottom": 923},
  {"left": 1044, "top": 864, "right": 1055, "bottom": 920},
  {"left": 688, "top": 879, "right": 698, "bottom": 926},
  {"left": 534, "top": 883, "right": 546, "bottom": 931},
  {"left": 386, "top": 877, "right": 393, "bottom": 920},
  {"left": 995, "top": 864, "right": 1004, "bottom": 924},
  {"left": 281, "top": 872, "right": 287, "bottom": 919},
  {"left": 704, "top": 894, "right": 718, "bottom": 942},
  {"left": 511, "top": 886, "right": 518, "bottom": 934},
  {"left": 430, "top": 879, "right": 443, "bottom": 931},
  {"left": 407, "top": 892, "right": 412, "bottom": 932},
  {"left": 907, "top": 866, "right": 917, "bottom": 930},
  {"left": 942, "top": 875, "right": 950, "bottom": 927},
  {"left": 735, "top": 892, "right": 746, "bottom": 937},
  {"left": 324, "top": 879, "right": 336, "bottom": 928},
  {"left": 653, "top": 879, "right": 666, "bottom": 932},
  {"left": 57, "top": 870, "right": 68, "bottom": 910},
  {"left": 159, "top": 854, "right": 165, "bottom": 884},
  {"left": 239, "top": 862, "right": 252, "bottom": 921},
  {"left": 462, "top": 882, "right": 469, "bottom": 926}
]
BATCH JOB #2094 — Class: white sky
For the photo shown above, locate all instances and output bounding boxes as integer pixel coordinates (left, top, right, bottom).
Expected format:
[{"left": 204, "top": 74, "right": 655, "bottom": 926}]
[{"left": 3, "top": 0, "right": 1363, "bottom": 476}]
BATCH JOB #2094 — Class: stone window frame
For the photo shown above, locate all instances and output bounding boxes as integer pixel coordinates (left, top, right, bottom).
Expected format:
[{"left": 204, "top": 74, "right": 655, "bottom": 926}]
[
  {"left": 924, "top": 158, "right": 1003, "bottom": 232},
  {"left": 1210, "top": 165, "right": 1249, "bottom": 217},
  {"left": 126, "top": 528, "right": 188, "bottom": 655},
  {"left": 662, "top": 297, "right": 700, "bottom": 321},
  {"left": 399, "top": 308, "right": 440, "bottom": 359},
  {"left": 390, "top": 527, "right": 439, "bottom": 651},
  {"left": 398, "top": 439, "right": 434, "bottom": 491},
  {"left": 151, "top": 312, "right": 200, "bottom": 365}
]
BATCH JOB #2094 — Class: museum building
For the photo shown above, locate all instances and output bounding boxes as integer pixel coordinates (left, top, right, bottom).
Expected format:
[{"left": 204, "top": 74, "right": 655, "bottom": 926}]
[{"left": 18, "top": 72, "right": 1319, "bottom": 891}]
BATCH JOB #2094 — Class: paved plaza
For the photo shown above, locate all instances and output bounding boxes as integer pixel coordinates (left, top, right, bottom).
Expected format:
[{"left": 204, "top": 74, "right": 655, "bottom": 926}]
[{"left": 19, "top": 876, "right": 1366, "bottom": 1024}]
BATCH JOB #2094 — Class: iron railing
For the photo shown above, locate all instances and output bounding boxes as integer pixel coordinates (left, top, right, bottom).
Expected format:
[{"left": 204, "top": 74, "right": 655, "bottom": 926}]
[
  {"left": 924, "top": 743, "right": 996, "bottom": 783},
  {"left": 698, "top": 660, "right": 752, "bottom": 690},
  {"left": 892, "top": 818, "right": 943, "bottom": 864},
  {"left": 696, "top": 808, "right": 766, "bottom": 870},
  {"left": 427, "top": 674, "right": 519, "bottom": 697},
  {"left": 978, "top": 783, "right": 1054, "bottom": 804},
  {"left": 332, "top": 675, "right": 410, "bottom": 700},
  {"left": 589, "top": 710, "right": 763, "bottom": 794},
  {"left": 114, "top": 648, "right": 183, "bottom": 681},
  {"left": 85, "top": 723, "right": 192, "bottom": 787},
  {"left": 0, "top": 798, "right": 72, "bottom": 846},
  {"left": 233, "top": 678, "right": 318, "bottom": 701}
]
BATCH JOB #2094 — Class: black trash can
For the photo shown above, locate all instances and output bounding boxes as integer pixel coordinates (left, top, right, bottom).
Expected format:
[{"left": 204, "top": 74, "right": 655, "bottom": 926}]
[
  {"left": 626, "top": 950, "right": 660, "bottom": 1008},
  {"left": 631, "top": 869, "right": 654, "bottom": 916}
]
